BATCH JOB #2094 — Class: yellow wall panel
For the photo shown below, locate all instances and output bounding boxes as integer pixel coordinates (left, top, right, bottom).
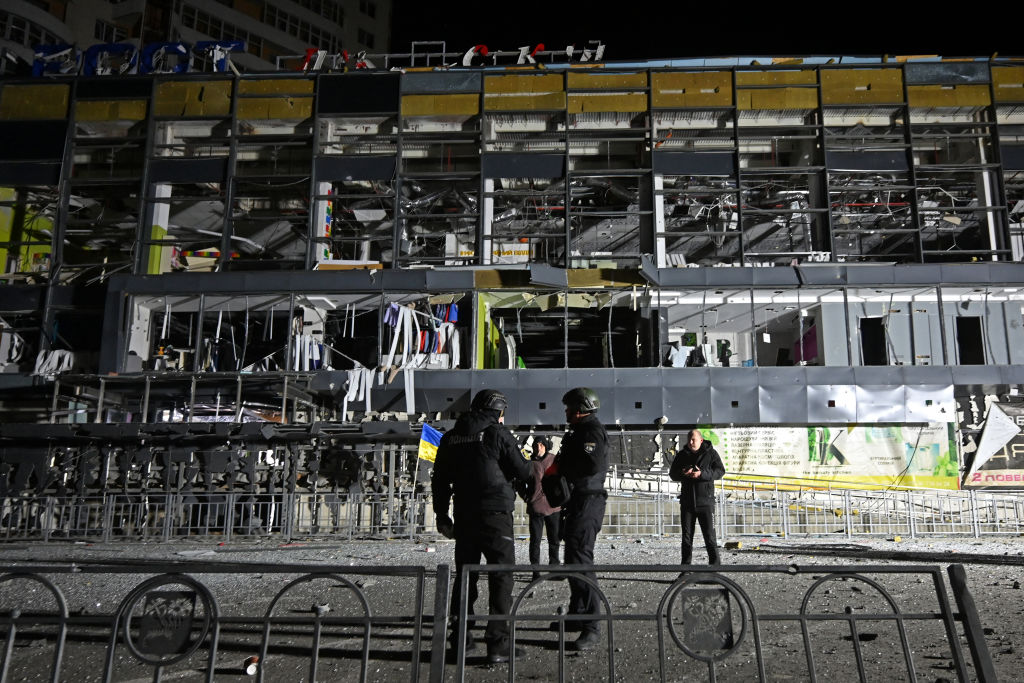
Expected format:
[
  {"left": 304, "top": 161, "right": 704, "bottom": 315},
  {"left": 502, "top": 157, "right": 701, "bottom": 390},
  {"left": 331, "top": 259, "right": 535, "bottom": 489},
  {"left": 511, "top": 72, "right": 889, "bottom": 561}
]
[
  {"left": 992, "top": 66, "right": 1024, "bottom": 102},
  {"left": 821, "top": 68, "right": 903, "bottom": 104},
  {"left": 485, "top": 74, "right": 563, "bottom": 94},
  {"left": 0, "top": 84, "right": 70, "bottom": 119},
  {"left": 737, "top": 87, "right": 818, "bottom": 110},
  {"left": 567, "top": 72, "right": 647, "bottom": 89},
  {"left": 237, "top": 97, "right": 312, "bottom": 119},
  {"left": 75, "top": 99, "right": 147, "bottom": 121},
  {"left": 736, "top": 70, "right": 817, "bottom": 86},
  {"left": 238, "top": 78, "right": 314, "bottom": 95},
  {"left": 402, "top": 94, "right": 479, "bottom": 116},
  {"left": 651, "top": 72, "right": 732, "bottom": 107},
  {"left": 568, "top": 93, "right": 647, "bottom": 113},
  {"left": 154, "top": 81, "right": 232, "bottom": 117},
  {"left": 484, "top": 92, "right": 566, "bottom": 110},
  {"left": 908, "top": 84, "right": 990, "bottom": 107}
]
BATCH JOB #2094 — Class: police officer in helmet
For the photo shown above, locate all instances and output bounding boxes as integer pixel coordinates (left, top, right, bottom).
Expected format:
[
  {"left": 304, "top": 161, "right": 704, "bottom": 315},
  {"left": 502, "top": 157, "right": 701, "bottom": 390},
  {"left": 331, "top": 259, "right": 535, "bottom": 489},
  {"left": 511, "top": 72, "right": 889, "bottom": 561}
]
[
  {"left": 555, "top": 387, "right": 609, "bottom": 651},
  {"left": 432, "top": 388, "right": 532, "bottom": 663}
]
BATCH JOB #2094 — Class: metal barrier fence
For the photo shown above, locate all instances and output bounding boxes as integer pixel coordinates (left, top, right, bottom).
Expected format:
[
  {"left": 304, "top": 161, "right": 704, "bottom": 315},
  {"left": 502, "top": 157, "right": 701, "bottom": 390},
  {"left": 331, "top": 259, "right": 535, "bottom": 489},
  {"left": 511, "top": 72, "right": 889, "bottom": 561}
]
[
  {"left": 0, "top": 493, "right": 437, "bottom": 543},
  {"left": 0, "top": 561, "right": 996, "bottom": 683},
  {"left": 1, "top": 482, "right": 1022, "bottom": 542},
  {"left": 455, "top": 563, "right": 996, "bottom": 683},
  {"left": 0, "top": 562, "right": 448, "bottom": 683}
]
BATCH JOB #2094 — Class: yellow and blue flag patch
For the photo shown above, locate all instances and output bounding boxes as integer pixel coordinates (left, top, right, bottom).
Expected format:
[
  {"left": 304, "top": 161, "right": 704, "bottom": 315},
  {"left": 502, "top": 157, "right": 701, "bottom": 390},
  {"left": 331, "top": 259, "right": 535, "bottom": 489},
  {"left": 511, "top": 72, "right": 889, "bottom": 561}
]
[{"left": 418, "top": 423, "right": 443, "bottom": 462}]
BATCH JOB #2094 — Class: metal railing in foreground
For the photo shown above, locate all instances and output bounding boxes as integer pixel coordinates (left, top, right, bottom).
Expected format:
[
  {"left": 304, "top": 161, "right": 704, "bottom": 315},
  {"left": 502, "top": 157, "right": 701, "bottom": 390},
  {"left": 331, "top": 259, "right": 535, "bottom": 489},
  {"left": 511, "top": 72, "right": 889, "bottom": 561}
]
[
  {"left": 0, "top": 561, "right": 996, "bottom": 683},
  {"left": 455, "top": 563, "right": 996, "bottom": 683},
  {"left": 0, "top": 483, "right": 1022, "bottom": 542},
  {"left": 0, "top": 562, "right": 448, "bottom": 683}
]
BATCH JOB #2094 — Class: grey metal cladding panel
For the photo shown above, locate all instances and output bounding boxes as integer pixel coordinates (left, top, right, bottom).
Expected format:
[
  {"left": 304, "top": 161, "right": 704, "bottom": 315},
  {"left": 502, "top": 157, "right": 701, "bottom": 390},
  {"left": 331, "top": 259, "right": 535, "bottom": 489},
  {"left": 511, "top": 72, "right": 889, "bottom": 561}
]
[
  {"left": 314, "top": 155, "right": 397, "bottom": 180},
  {"left": 530, "top": 263, "right": 568, "bottom": 288},
  {"left": 463, "top": 369, "right": 520, "bottom": 423},
  {"left": 370, "top": 384, "right": 406, "bottom": 414},
  {"left": 0, "top": 162, "right": 61, "bottom": 185},
  {"left": 648, "top": 268, "right": 707, "bottom": 288},
  {"left": 950, "top": 365, "right": 1008, "bottom": 385},
  {"left": 377, "top": 269, "right": 430, "bottom": 291},
  {"left": 852, "top": 366, "right": 910, "bottom": 386},
  {"left": 150, "top": 158, "right": 227, "bottom": 182},
  {"left": 891, "top": 264, "right": 946, "bottom": 285},
  {"left": 711, "top": 384, "right": 759, "bottom": 423},
  {"left": 806, "top": 383, "right": 857, "bottom": 423},
  {"left": 400, "top": 71, "right": 481, "bottom": 93},
  {"left": 938, "top": 263, "right": 1000, "bottom": 285},
  {"left": 792, "top": 265, "right": 846, "bottom": 286},
  {"left": 825, "top": 150, "right": 909, "bottom": 172},
  {"left": 565, "top": 368, "right": 612, "bottom": 396},
  {"left": 703, "top": 269, "right": 754, "bottom": 287},
  {"left": 899, "top": 365, "right": 954, "bottom": 385},
  {"left": 805, "top": 365, "right": 855, "bottom": 385},
  {"left": 984, "top": 263, "right": 1024, "bottom": 285},
  {"left": 481, "top": 153, "right": 565, "bottom": 178},
  {"left": 844, "top": 265, "right": 898, "bottom": 285},
  {"left": 516, "top": 369, "right": 568, "bottom": 425},
  {"left": 855, "top": 385, "right": 906, "bottom": 422},
  {"left": 905, "top": 384, "right": 955, "bottom": 422},
  {"left": 663, "top": 369, "right": 712, "bottom": 424},
  {"left": 424, "top": 270, "right": 476, "bottom": 291},
  {"left": 751, "top": 268, "right": 801, "bottom": 287},
  {"left": 410, "top": 370, "right": 473, "bottom": 414},
  {"left": 759, "top": 384, "right": 807, "bottom": 423},
  {"left": 1002, "top": 366, "right": 1024, "bottom": 384},
  {"left": 653, "top": 151, "right": 734, "bottom": 176},
  {"left": 611, "top": 368, "right": 664, "bottom": 425},
  {"left": 1002, "top": 145, "right": 1024, "bottom": 171},
  {"left": 756, "top": 366, "right": 808, "bottom": 386},
  {"left": 905, "top": 62, "right": 989, "bottom": 84}
]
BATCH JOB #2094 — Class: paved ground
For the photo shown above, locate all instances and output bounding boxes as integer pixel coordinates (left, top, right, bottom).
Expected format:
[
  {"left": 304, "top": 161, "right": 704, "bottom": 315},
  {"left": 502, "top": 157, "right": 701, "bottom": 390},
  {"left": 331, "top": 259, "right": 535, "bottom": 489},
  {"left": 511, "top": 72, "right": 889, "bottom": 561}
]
[{"left": 0, "top": 533, "right": 1021, "bottom": 681}]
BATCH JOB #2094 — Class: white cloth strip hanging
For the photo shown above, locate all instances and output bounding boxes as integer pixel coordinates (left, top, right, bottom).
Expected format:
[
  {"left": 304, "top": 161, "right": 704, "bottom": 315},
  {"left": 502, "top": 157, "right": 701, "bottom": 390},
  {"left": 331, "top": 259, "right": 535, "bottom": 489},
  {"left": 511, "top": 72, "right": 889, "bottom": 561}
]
[
  {"left": 403, "top": 367, "right": 415, "bottom": 414},
  {"left": 363, "top": 367, "right": 374, "bottom": 413},
  {"left": 161, "top": 302, "right": 170, "bottom": 339},
  {"left": 450, "top": 327, "right": 460, "bottom": 368},
  {"left": 342, "top": 367, "right": 361, "bottom": 419}
]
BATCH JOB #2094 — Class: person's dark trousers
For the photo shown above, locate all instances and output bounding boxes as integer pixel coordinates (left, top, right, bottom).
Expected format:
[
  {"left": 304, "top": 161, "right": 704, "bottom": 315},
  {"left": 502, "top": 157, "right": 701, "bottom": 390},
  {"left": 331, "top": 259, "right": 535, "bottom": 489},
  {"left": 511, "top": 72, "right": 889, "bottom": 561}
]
[
  {"left": 680, "top": 505, "right": 720, "bottom": 565},
  {"left": 450, "top": 510, "right": 516, "bottom": 647},
  {"left": 528, "top": 511, "right": 560, "bottom": 566},
  {"left": 562, "top": 494, "right": 605, "bottom": 634}
]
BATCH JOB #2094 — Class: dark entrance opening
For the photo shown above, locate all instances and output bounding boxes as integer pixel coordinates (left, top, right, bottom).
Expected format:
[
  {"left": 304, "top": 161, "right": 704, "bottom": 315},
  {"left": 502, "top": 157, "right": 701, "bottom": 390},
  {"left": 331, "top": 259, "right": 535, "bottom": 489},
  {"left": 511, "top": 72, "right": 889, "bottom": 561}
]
[
  {"left": 955, "top": 316, "right": 985, "bottom": 365},
  {"left": 859, "top": 317, "right": 888, "bottom": 365}
]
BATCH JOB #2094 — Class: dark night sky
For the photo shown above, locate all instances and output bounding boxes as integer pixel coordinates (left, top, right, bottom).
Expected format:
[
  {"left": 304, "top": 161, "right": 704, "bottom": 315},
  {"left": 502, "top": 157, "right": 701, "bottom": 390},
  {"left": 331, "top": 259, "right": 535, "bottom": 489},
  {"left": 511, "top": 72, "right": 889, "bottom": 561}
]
[{"left": 390, "top": 3, "right": 1018, "bottom": 62}]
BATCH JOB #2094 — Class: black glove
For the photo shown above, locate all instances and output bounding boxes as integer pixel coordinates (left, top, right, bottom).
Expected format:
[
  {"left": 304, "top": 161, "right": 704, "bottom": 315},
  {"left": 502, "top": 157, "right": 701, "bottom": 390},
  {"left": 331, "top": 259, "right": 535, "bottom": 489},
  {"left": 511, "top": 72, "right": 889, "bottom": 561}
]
[
  {"left": 436, "top": 515, "right": 455, "bottom": 539},
  {"left": 514, "top": 477, "right": 535, "bottom": 501}
]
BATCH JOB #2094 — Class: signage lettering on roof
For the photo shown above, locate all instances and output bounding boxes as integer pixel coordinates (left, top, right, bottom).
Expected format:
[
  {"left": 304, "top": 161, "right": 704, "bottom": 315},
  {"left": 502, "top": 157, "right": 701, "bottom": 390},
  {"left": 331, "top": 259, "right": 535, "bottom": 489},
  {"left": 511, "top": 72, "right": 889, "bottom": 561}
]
[{"left": 33, "top": 40, "right": 608, "bottom": 76}]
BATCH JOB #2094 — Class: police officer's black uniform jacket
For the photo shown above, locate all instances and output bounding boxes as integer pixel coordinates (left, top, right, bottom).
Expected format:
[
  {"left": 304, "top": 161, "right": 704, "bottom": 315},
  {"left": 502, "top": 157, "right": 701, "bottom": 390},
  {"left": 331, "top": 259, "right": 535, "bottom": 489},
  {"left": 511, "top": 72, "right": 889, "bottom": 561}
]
[
  {"left": 558, "top": 413, "right": 609, "bottom": 497},
  {"left": 669, "top": 440, "right": 725, "bottom": 510},
  {"left": 432, "top": 409, "right": 531, "bottom": 518}
]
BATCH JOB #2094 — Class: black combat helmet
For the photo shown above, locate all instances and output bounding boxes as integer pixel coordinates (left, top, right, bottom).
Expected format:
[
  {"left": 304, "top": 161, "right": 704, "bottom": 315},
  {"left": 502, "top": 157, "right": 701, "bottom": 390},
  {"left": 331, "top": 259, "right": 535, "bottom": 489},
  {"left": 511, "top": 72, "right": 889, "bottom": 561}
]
[
  {"left": 562, "top": 387, "right": 600, "bottom": 413},
  {"left": 471, "top": 389, "right": 509, "bottom": 412}
]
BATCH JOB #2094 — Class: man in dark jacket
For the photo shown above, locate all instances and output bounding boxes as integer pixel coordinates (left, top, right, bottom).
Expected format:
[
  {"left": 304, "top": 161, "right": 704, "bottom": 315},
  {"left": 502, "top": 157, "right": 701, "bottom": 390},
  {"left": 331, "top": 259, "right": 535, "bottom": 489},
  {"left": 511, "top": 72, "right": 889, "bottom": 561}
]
[
  {"left": 669, "top": 429, "right": 726, "bottom": 565},
  {"left": 555, "top": 387, "right": 609, "bottom": 651},
  {"left": 432, "top": 389, "right": 532, "bottom": 664}
]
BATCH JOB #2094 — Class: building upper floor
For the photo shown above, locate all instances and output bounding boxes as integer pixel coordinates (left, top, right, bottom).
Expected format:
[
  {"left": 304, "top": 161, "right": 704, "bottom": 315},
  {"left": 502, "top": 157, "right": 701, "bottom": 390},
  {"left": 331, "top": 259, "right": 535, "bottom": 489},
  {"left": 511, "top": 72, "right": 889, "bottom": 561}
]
[{"left": 0, "top": 59, "right": 1021, "bottom": 286}]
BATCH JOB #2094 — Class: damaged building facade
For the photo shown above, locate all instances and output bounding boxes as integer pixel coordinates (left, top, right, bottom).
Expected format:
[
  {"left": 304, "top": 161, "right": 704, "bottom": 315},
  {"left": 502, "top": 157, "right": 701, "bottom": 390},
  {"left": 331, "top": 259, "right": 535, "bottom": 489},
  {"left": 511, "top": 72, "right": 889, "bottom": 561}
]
[{"left": 0, "top": 52, "right": 1023, "bottom": 539}]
